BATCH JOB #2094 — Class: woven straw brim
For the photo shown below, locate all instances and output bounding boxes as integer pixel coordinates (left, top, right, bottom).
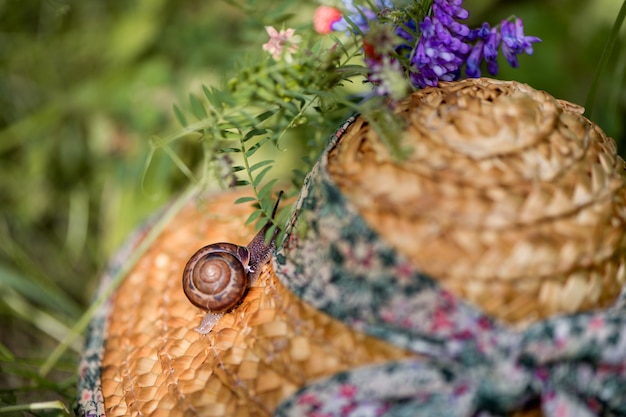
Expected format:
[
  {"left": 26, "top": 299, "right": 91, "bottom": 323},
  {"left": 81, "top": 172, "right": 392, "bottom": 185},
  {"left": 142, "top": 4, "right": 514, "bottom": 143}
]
[
  {"left": 101, "top": 189, "right": 412, "bottom": 417},
  {"left": 328, "top": 78, "right": 626, "bottom": 328}
]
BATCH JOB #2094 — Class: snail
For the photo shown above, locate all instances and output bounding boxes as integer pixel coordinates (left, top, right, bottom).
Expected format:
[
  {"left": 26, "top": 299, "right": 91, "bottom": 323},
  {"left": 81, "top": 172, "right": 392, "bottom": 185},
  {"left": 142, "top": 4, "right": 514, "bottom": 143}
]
[{"left": 182, "top": 191, "right": 283, "bottom": 333}]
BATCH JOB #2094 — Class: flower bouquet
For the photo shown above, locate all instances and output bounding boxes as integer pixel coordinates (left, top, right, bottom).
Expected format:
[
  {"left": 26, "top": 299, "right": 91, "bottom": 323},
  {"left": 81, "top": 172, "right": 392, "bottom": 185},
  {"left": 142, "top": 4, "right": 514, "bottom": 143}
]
[{"left": 163, "top": 0, "right": 543, "bottom": 231}]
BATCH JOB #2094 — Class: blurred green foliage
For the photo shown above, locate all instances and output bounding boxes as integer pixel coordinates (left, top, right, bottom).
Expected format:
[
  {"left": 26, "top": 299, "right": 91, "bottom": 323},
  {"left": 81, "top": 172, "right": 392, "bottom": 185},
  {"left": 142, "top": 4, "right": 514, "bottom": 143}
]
[
  {"left": 0, "top": 0, "right": 253, "bottom": 410},
  {"left": 0, "top": 0, "right": 624, "bottom": 413}
]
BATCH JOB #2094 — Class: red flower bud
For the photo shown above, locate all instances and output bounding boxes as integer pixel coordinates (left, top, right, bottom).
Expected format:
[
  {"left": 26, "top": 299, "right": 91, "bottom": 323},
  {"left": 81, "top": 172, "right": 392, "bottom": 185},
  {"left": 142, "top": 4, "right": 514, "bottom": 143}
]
[{"left": 313, "top": 5, "right": 342, "bottom": 35}]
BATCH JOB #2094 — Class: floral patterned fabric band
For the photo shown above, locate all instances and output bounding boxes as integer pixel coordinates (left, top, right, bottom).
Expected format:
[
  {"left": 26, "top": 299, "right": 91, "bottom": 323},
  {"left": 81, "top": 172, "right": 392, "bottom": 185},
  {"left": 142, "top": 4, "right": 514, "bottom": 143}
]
[
  {"left": 273, "top": 117, "right": 626, "bottom": 417},
  {"left": 76, "top": 221, "right": 153, "bottom": 417}
]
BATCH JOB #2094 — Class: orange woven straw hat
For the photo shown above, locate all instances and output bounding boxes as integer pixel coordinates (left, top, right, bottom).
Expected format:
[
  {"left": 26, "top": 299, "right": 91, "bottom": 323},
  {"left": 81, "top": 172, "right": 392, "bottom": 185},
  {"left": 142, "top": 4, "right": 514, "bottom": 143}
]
[{"left": 77, "top": 78, "right": 626, "bottom": 417}]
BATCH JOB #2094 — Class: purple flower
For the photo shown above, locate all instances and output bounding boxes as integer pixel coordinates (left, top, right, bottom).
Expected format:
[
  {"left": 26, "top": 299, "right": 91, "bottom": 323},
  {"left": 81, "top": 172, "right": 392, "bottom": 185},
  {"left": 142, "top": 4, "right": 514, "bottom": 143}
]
[
  {"left": 465, "top": 23, "right": 500, "bottom": 77},
  {"left": 409, "top": 0, "right": 472, "bottom": 88},
  {"left": 315, "top": 0, "right": 541, "bottom": 97},
  {"left": 435, "top": 0, "right": 469, "bottom": 20},
  {"left": 432, "top": 0, "right": 470, "bottom": 37},
  {"left": 465, "top": 42, "right": 484, "bottom": 78},
  {"left": 500, "top": 18, "right": 541, "bottom": 68}
]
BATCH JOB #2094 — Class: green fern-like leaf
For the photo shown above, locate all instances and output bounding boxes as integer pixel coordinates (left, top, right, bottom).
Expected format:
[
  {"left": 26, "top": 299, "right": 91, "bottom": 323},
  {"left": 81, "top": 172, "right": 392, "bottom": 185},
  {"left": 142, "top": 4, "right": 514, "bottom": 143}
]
[
  {"left": 172, "top": 104, "right": 188, "bottom": 127},
  {"left": 189, "top": 94, "right": 208, "bottom": 120}
]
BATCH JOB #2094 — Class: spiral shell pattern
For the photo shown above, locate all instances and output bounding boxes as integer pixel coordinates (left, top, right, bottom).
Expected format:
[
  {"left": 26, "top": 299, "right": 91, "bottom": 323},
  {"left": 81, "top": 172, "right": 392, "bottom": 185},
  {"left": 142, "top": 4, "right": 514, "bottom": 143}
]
[
  {"left": 182, "top": 242, "right": 249, "bottom": 312},
  {"left": 328, "top": 78, "right": 626, "bottom": 327}
]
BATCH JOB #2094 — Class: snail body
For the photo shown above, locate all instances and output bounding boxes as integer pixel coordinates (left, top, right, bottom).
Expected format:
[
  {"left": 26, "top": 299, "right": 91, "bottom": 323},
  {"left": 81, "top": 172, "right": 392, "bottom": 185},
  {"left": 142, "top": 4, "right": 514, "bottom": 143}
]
[{"left": 182, "top": 192, "right": 283, "bottom": 319}]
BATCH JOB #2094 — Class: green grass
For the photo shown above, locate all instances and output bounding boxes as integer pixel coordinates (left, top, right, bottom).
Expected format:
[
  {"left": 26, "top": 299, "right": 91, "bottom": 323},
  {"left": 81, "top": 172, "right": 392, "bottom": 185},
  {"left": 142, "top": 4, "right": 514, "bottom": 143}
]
[{"left": 0, "top": 0, "right": 624, "bottom": 415}]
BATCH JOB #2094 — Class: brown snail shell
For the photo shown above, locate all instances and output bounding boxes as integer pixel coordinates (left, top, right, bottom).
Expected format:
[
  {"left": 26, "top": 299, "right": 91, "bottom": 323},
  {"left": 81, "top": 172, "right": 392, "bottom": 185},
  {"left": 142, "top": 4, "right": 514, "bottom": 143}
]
[{"left": 182, "top": 242, "right": 250, "bottom": 313}]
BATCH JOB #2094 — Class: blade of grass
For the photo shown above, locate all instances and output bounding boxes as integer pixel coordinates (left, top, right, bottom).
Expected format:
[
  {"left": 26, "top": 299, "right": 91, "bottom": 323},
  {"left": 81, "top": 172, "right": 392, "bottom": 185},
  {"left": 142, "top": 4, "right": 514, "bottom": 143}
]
[
  {"left": 0, "top": 264, "right": 80, "bottom": 321},
  {"left": 65, "top": 186, "right": 90, "bottom": 261},
  {"left": 0, "top": 224, "right": 82, "bottom": 318},
  {"left": 39, "top": 184, "right": 200, "bottom": 377},
  {"left": 1, "top": 288, "right": 82, "bottom": 353},
  {"left": 0, "top": 400, "right": 70, "bottom": 416},
  {"left": 584, "top": 0, "right": 626, "bottom": 117},
  {"left": 0, "top": 342, "right": 15, "bottom": 362}
]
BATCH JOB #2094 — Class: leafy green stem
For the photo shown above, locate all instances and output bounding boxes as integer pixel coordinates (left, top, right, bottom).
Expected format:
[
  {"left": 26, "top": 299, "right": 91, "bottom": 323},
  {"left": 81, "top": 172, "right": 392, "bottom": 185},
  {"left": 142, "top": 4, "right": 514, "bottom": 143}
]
[{"left": 236, "top": 131, "right": 279, "bottom": 230}]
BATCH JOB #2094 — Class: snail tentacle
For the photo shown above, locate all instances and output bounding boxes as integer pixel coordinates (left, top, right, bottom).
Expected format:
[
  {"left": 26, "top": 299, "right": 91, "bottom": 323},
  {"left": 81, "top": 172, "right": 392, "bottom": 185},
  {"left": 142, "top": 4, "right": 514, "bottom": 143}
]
[{"left": 245, "top": 191, "right": 283, "bottom": 283}]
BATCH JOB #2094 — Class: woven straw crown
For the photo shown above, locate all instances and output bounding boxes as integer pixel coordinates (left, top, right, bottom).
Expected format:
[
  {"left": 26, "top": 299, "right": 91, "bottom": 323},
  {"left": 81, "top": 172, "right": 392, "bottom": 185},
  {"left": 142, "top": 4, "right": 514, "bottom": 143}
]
[
  {"left": 329, "top": 78, "right": 626, "bottom": 327},
  {"left": 84, "top": 78, "right": 626, "bottom": 417}
]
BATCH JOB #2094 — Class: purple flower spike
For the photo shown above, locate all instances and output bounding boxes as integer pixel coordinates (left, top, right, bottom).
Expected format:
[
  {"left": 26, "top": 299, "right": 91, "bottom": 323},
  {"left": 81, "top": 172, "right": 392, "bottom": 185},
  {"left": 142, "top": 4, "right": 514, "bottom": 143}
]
[
  {"left": 409, "top": 0, "right": 475, "bottom": 88},
  {"left": 433, "top": 0, "right": 470, "bottom": 37},
  {"left": 500, "top": 18, "right": 541, "bottom": 68},
  {"left": 434, "top": 0, "right": 469, "bottom": 21},
  {"left": 484, "top": 26, "right": 500, "bottom": 62},
  {"left": 465, "top": 22, "right": 501, "bottom": 77},
  {"left": 465, "top": 40, "right": 484, "bottom": 78},
  {"left": 468, "top": 22, "right": 490, "bottom": 42}
]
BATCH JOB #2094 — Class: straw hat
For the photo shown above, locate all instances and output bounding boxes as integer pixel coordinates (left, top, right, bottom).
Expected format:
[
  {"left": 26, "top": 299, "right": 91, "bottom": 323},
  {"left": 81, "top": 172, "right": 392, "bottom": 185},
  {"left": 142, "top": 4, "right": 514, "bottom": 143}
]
[{"left": 77, "top": 78, "right": 626, "bottom": 417}]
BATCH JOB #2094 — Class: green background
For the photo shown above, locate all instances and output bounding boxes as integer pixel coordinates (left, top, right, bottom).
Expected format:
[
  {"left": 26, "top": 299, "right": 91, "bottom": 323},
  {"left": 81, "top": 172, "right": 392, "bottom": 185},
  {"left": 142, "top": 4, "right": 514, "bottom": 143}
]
[{"left": 0, "top": 0, "right": 624, "bottom": 414}]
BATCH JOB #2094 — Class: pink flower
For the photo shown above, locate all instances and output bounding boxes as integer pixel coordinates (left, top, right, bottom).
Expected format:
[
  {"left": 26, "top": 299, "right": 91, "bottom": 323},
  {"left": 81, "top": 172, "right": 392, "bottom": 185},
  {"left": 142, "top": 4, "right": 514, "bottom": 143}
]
[
  {"left": 339, "top": 383, "right": 358, "bottom": 398},
  {"left": 379, "top": 308, "right": 396, "bottom": 323},
  {"left": 81, "top": 389, "right": 92, "bottom": 401},
  {"left": 297, "top": 392, "right": 321, "bottom": 406},
  {"left": 262, "top": 26, "right": 301, "bottom": 62},
  {"left": 310, "top": 412, "right": 333, "bottom": 417},
  {"left": 340, "top": 402, "right": 357, "bottom": 414},
  {"left": 553, "top": 398, "right": 571, "bottom": 417},
  {"left": 588, "top": 315, "right": 604, "bottom": 330},
  {"left": 313, "top": 6, "right": 342, "bottom": 34},
  {"left": 477, "top": 316, "right": 493, "bottom": 330},
  {"left": 453, "top": 383, "right": 470, "bottom": 396},
  {"left": 431, "top": 308, "right": 453, "bottom": 332}
]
